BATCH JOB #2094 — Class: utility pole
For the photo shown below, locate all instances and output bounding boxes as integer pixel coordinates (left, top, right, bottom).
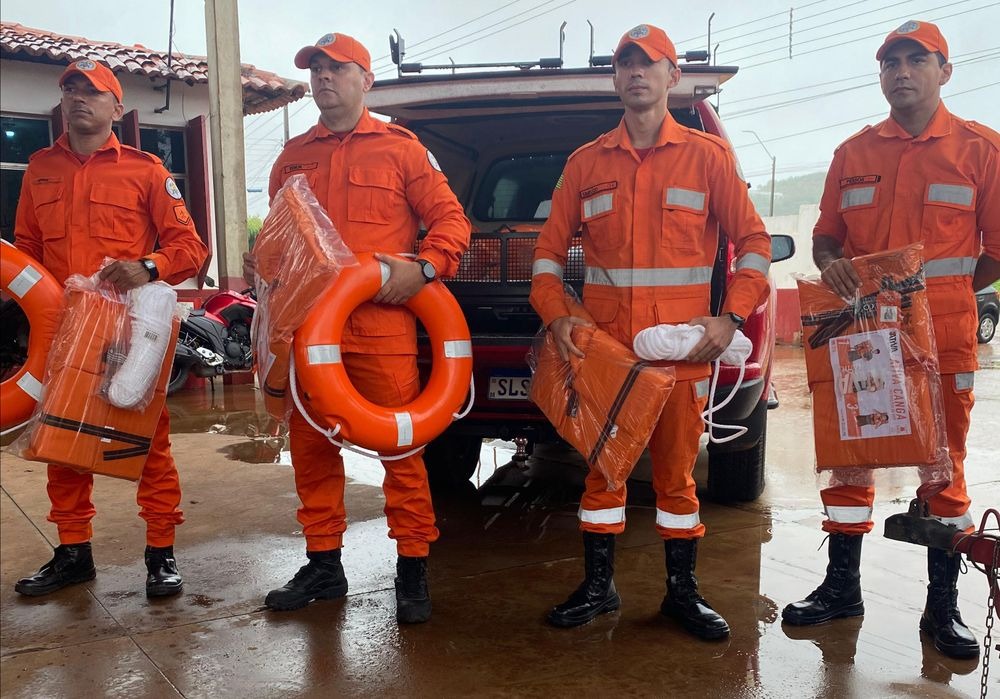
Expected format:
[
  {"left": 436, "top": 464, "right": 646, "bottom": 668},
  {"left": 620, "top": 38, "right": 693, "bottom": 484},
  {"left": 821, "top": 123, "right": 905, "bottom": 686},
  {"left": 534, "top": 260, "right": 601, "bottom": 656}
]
[
  {"left": 204, "top": 0, "right": 248, "bottom": 290},
  {"left": 744, "top": 130, "right": 776, "bottom": 217},
  {"left": 283, "top": 104, "right": 290, "bottom": 144}
]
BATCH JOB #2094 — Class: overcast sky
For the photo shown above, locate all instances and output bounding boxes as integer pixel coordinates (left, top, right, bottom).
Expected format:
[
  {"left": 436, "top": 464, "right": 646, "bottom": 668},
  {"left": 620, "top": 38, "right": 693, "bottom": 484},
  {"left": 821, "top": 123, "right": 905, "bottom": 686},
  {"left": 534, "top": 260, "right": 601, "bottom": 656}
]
[{"left": 3, "top": 0, "right": 998, "bottom": 216}]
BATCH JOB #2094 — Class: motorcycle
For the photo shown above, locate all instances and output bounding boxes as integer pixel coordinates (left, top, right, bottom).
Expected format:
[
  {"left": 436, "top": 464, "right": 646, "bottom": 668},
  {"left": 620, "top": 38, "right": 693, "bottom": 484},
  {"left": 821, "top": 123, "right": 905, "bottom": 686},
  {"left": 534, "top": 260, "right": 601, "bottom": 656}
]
[{"left": 169, "top": 288, "right": 256, "bottom": 395}]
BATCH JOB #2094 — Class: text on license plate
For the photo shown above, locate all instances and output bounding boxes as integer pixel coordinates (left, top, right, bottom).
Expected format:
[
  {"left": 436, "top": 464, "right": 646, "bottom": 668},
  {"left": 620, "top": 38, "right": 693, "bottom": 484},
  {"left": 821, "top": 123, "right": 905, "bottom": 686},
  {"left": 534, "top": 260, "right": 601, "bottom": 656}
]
[{"left": 488, "top": 375, "right": 532, "bottom": 400}]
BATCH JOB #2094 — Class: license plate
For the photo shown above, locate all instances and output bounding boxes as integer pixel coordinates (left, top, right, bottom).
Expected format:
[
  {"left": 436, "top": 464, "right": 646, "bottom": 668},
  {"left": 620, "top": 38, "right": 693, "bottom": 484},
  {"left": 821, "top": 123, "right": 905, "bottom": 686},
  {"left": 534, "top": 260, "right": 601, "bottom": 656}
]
[{"left": 488, "top": 374, "right": 532, "bottom": 400}]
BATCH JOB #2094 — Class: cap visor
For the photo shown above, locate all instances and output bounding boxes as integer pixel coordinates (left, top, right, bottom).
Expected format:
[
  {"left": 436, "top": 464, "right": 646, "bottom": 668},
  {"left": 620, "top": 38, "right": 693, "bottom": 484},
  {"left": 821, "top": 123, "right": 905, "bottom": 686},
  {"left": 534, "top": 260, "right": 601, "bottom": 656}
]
[{"left": 294, "top": 46, "right": 321, "bottom": 69}]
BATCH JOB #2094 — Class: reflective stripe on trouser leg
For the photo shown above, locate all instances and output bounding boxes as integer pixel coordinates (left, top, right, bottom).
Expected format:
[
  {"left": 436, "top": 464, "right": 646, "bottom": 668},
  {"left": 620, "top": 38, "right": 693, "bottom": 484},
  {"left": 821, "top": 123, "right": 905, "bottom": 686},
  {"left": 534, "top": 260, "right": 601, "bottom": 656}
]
[
  {"left": 344, "top": 353, "right": 439, "bottom": 557},
  {"left": 820, "top": 484, "right": 876, "bottom": 535},
  {"left": 579, "top": 467, "right": 628, "bottom": 534},
  {"left": 650, "top": 379, "right": 708, "bottom": 540},
  {"left": 928, "top": 372, "right": 975, "bottom": 530},
  {"left": 137, "top": 408, "right": 185, "bottom": 547}
]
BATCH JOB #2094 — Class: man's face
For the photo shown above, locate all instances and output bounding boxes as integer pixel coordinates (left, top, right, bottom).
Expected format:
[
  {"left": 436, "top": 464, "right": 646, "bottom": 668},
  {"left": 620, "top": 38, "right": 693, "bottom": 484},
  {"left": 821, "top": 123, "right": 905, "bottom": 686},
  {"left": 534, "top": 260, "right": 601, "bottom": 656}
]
[
  {"left": 612, "top": 44, "right": 680, "bottom": 112},
  {"left": 60, "top": 75, "right": 123, "bottom": 134},
  {"left": 309, "top": 53, "right": 373, "bottom": 114},
  {"left": 879, "top": 40, "right": 952, "bottom": 115}
]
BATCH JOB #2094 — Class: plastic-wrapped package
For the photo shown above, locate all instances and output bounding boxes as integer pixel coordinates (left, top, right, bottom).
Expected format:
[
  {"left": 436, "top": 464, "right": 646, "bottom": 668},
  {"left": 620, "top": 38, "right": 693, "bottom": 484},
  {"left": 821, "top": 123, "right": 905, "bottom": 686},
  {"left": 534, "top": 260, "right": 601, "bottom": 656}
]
[
  {"left": 11, "top": 268, "right": 180, "bottom": 480},
  {"left": 250, "top": 174, "right": 357, "bottom": 420},
  {"left": 797, "top": 243, "right": 950, "bottom": 487},
  {"left": 528, "top": 299, "right": 677, "bottom": 491}
]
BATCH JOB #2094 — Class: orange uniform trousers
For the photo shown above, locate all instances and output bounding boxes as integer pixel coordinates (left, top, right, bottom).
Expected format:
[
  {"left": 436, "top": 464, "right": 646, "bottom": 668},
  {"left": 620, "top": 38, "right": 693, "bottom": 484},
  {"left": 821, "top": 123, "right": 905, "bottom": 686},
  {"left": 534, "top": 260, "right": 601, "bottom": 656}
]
[
  {"left": 47, "top": 407, "right": 183, "bottom": 547},
  {"left": 288, "top": 352, "right": 439, "bottom": 557},
  {"left": 579, "top": 379, "right": 708, "bottom": 540},
  {"left": 821, "top": 372, "right": 974, "bottom": 534}
]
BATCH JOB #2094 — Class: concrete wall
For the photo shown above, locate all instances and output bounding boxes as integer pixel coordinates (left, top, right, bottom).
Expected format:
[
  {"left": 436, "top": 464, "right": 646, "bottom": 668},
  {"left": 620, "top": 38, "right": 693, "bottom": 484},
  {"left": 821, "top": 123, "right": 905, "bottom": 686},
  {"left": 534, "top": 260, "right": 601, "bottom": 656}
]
[
  {"left": 1, "top": 59, "right": 219, "bottom": 295},
  {"left": 762, "top": 203, "right": 822, "bottom": 344}
]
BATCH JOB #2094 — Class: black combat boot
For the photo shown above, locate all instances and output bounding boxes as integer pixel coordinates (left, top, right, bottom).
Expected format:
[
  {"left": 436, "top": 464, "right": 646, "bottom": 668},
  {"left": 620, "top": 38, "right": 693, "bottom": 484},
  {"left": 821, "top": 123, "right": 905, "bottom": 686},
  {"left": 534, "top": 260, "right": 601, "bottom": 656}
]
[
  {"left": 15, "top": 543, "right": 97, "bottom": 597},
  {"left": 265, "top": 549, "right": 348, "bottom": 611},
  {"left": 547, "top": 532, "right": 621, "bottom": 628},
  {"left": 920, "top": 548, "right": 979, "bottom": 659},
  {"left": 395, "top": 556, "right": 432, "bottom": 624},
  {"left": 145, "top": 546, "right": 184, "bottom": 598},
  {"left": 660, "top": 538, "right": 730, "bottom": 640},
  {"left": 782, "top": 533, "right": 864, "bottom": 625}
]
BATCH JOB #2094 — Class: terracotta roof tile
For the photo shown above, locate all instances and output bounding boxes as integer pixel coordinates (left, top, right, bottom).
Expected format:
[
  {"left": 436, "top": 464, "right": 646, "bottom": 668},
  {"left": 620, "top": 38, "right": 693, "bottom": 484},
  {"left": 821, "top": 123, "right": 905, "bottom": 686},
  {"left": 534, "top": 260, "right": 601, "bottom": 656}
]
[{"left": 1, "top": 21, "right": 307, "bottom": 115}]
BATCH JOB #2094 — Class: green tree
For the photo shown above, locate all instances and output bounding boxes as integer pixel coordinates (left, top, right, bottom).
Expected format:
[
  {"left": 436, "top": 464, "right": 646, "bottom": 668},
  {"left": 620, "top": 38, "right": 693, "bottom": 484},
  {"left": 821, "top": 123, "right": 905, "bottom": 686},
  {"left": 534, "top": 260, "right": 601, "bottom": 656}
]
[
  {"left": 748, "top": 171, "right": 827, "bottom": 217},
  {"left": 247, "top": 215, "right": 263, "bottom": 250}
]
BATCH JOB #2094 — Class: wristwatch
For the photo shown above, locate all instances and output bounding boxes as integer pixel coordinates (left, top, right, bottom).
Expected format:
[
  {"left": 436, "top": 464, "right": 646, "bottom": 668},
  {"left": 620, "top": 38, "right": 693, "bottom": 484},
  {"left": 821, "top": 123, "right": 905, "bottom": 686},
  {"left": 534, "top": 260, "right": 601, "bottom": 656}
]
[
  {"left": 726, "top": 312, "right": 746, "bottom": 329},
  {"left": 140, "top": 257, "right": 159, "bottom": 281},
  {"left": 416, "top": 258, "right": 436, "bottom": 283}
]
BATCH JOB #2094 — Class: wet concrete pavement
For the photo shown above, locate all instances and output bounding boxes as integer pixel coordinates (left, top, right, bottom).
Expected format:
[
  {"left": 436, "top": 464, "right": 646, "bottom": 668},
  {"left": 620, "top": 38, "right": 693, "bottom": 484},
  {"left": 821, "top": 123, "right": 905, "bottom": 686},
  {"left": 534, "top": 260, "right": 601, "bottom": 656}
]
[{"left": 1, "top": 344, "right": 998, "bottom": 698}]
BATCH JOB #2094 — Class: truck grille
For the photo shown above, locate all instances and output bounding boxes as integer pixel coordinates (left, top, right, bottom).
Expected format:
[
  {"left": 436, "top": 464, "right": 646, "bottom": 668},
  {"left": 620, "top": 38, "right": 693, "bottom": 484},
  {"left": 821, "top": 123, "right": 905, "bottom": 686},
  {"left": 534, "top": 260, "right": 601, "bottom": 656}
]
[{"left": 442, "top": 231, "right": 584, "bottom": 284}]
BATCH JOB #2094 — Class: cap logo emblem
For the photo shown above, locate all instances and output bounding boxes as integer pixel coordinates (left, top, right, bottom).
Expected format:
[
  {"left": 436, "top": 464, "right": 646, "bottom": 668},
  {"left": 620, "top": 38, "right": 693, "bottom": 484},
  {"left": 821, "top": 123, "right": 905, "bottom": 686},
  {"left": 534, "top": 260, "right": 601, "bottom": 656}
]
[
  {"left": 628, "top": 25, "right": 650, "bottom": 39},
  {"left": 895, "top": 21, "right": 920, "bottom": 34},
  {"left": 75, "top": 60, "right": 96, "bottom": 71},
  {"left": 317, "top": 33, "right": 336, "bottom": 46}
]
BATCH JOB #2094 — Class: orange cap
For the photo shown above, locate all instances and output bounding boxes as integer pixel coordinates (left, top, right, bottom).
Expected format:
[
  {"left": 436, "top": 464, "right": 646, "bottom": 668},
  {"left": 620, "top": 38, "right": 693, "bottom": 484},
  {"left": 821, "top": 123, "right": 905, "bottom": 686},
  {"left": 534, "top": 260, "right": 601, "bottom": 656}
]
[
  {"left": 612, "top": 24, "right": 677, "bottom": 67},
  {"left": 59, "top": 59, "right": 123, "bottom": 102},
  {"left": 876, "top": 20, "right": 948, "bottom": 62},
  {"left": 294, "top": 33, "right": 371, "bottom": 72}
]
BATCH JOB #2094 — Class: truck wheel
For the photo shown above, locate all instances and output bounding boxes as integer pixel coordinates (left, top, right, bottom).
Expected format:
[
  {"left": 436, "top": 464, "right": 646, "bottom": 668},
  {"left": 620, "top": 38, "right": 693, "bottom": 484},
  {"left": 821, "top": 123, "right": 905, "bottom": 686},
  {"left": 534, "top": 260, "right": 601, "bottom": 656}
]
[
  {"left": 167, "top": 362, "right": 190, "bottom": 396},
  {"left": 423, "top": 434, "right": 483, "bottom": 487},
  {"left": 707, "top": 427, "right": 766, "bottom": 502}
]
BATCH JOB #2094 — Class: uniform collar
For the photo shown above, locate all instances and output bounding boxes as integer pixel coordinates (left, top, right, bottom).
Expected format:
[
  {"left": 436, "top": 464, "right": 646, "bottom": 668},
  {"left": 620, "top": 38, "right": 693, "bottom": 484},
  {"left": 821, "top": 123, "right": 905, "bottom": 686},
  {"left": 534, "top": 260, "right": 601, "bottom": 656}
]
[
  {"left": 603, "top": 110, "right": 686, "bottom": 151},
  {"left": 54, "top": 131, "right": 122, "bottom": 161},
  {"left": 303, "top": 108, "right": 387, "bottom": 144},
  {"left": 877, "top": 101, "right": 952, "bottom": 142}
]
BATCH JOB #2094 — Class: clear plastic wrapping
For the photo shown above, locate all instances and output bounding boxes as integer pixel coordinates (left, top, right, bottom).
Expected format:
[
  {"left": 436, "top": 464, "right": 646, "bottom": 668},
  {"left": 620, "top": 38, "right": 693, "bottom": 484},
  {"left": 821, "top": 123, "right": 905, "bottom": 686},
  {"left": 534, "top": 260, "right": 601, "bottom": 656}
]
[
  {"left": 11, "top": 265, "right": 181, "bottom": 480},
  {"left": 250, "top": 174, "right": 358, "bottom": 420},
  {"left": 796, "top": 243, "right": 951, "bottom": 488},
  {"left": 528, "top": 298, "right": 677, "bottom": 491}
]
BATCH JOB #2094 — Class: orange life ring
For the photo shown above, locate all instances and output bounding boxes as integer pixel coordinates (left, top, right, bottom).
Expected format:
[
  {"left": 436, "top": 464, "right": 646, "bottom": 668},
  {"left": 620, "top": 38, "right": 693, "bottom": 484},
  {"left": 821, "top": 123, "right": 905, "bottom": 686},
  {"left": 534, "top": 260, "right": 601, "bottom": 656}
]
[
  {"left": 1, "top": 240, "right": 64, "bottom": 431},
  {"left": 292, "top": 253, "right": 472, "bottom": 454}
]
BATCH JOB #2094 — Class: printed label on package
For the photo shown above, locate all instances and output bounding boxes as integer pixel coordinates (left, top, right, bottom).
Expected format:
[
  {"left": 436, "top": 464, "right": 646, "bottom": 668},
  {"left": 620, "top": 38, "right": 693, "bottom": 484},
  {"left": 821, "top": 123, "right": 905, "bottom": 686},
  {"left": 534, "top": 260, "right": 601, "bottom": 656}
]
[{"left": 829, "top": 329, "right": 911, "bottom": 441}]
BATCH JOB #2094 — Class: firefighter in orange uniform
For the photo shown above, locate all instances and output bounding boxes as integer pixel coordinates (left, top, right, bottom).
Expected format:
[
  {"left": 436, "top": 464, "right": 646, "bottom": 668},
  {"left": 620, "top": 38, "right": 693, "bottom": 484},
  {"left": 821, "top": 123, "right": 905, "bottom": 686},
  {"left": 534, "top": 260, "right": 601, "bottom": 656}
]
[
  {"left": 242, "top": 33, "right": 469, "bottom": 623},
  {"left": 782, "top": 21, "right": 1000, "bottom": 660},
  {"left": 13, "top": 60, "right": 208, "bottom": 598},
  {"left": 530, "top": 24, "right": 771, "bottom": 638}
]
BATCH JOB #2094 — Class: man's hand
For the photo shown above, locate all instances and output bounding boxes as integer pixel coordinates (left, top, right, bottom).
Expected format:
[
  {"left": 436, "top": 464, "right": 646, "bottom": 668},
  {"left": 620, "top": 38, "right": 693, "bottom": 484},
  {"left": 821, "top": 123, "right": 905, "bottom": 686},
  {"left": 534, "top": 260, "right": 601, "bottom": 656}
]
[
  {"left": 549, "top": 315, "right": 592, "bottom": 361},
  {"left": 687, "top": 315, "right": 739, "bottom": 363},
  {"left": 242, "top": 251, "right": 258, "bottom": 286},
  {"left": 372, "top": 254, "right": 424, "bottom": 305},
  {"left": 98, "top": 260, "right": 151, "bottom": 291},
  {"left": 820, "top": 258, "right": 862, "bottom": 300}
]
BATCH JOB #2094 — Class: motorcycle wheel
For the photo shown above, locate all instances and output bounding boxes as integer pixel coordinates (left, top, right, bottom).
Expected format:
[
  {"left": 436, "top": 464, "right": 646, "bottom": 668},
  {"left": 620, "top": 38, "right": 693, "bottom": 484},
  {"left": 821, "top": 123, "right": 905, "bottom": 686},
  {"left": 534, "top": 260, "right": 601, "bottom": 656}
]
[{"left": 167, "top": 362, "right": 190, "bottom": 396}]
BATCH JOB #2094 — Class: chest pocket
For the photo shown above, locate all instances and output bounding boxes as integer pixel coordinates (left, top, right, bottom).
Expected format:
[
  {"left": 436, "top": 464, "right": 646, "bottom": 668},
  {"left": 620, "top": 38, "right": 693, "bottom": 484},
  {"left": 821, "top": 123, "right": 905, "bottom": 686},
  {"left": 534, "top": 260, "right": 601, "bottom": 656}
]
[
  {"left": 581, "top": 190, "right": 622, "bottom": 251},
  {"left": 662, "top": 187, "right": 707, "bottom": 254},
  {"left": 347, "top": 167, "right": 397, "bottom": 225},
  {"left": 32, "top": 181, "right": 66, "bottom": 241},
  {"left": 90, "top": 184, "right": 142, "bottom": 241},
  {"left": 922, "top": 183, "right": 975, "bottom": 242}
]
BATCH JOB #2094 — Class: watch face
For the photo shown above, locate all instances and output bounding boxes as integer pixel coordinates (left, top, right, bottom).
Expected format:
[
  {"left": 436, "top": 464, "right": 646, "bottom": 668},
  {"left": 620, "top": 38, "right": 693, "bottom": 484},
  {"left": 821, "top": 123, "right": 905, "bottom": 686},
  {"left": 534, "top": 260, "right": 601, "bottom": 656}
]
[{"left": 421, "top": 261, "right": 435, "bottom": 281}]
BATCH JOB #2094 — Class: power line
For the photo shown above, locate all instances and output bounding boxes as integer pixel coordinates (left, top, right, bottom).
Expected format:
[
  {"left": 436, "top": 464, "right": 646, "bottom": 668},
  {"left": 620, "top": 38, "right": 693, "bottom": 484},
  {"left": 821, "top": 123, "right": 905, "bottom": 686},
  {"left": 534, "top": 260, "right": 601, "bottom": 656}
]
[{"left": 673, "top": 0, "right": 835, "bottom": 46}]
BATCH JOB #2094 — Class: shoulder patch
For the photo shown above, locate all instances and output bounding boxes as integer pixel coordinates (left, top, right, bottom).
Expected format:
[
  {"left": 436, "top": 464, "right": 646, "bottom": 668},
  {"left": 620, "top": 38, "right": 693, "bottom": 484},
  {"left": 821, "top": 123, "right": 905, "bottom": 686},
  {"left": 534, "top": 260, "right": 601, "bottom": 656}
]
[
  {"left": 426, "top": 149, "right": 442, "bottom": 172},
  {"left": 165, "top": 177, "right": 183, "bottom": 200}
]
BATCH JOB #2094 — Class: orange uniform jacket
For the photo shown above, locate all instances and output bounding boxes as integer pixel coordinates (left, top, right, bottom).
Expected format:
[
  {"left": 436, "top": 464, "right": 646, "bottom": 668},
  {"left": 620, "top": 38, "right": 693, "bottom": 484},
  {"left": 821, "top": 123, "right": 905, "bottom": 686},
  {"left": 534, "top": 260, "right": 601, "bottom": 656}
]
[
  {"left": 531, "top": 113, "right": 772, "bottom": 380},
  {"left": 14, "top": 133, "right": 207, "bottom": 284},
  {"left": 268, "top": 109, "right": 470, "bottom": 355},
  {"left": 814, "top": 103, "right": 1000, "bottom": 374}
]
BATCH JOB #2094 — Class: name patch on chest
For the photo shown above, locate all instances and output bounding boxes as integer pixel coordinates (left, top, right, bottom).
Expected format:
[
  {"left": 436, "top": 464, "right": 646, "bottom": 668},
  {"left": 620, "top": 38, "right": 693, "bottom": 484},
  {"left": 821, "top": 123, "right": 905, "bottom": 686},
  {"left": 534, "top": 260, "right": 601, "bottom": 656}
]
[
  {"left": 282, "top": 162, "right": 318, "bottom": 175},
  {"left": 839, "top": 174, "right": 881, "bottom": 188},
  {"left": 580, "top": 181, "right": 617, "bottom": 199}
]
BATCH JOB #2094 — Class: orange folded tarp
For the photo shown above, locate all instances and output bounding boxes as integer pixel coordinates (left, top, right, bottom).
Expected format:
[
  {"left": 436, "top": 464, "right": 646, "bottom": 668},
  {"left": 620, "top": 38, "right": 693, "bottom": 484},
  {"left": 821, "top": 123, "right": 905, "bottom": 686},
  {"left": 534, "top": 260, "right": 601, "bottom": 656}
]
[
  {"left": 797, "top": 243, "right": 948, "bottom": 477},
  {"left": 530, "top": 317, "right": 676, "bottom": 491},
  {"left": 20, "top": 289, "right": 178, "bottom": 481}
]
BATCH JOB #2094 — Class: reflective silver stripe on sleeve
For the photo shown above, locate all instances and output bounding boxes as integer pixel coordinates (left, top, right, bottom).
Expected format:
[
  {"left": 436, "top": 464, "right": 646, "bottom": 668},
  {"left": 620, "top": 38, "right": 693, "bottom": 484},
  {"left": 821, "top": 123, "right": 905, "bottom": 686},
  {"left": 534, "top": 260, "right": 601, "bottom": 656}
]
[
  {"left": 933, "top": 511, "right": 975, "bottom": 529},
  {"left": 395, "top": 412, "right": 414, "bottom": 447},
  {"left": 532, "top": 259, "right": 565, "bottom": 279},
  {"left": 665, "top": 187, "right": 706, "bottom": 211},
  {"left": 585, "top": 266, "right": 712, "bottom": 287},
  {"left": 840, "top": 186, "right": 875, "bottom": 209},
  {"left": 655, "top": 509, "right": 701, "bottom": 529},
  {"left": 583, "top": 192, "right": 614, "bottom": 219},
  {"left": 955, "top": 372, "right": 974, "bottom": 391},
  {"left": 924, "top": 257, "right": 976, "bottom": 278},
  {"left": 443, "top": 340, "right": 472, "bottom": 358},
  {"left": 695, "top": 379, "right": 709, "bottom": 399},
  {"left": 16, "top": 372, "right": 43, "bottom": 400},
  {"left": 8, "top": 265, "right": 42, "bottom": 299},
  {"left": 735, "top": 252, "right": 770, "bottom": 275},
  {"left": 378, "top": 261, "right": 391, "bottom": 287},
  {"left": 928, "top": 183, "right": 974, "bottom": 207},
  {"left": 578, "top": 506, "right": 626, "bottom": 524},
  {"left": 307, "top": 344, "right": 342, "bottom": 365},
  {"left": 824, "top": 505, "right": 873, "bottom": 523}
]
